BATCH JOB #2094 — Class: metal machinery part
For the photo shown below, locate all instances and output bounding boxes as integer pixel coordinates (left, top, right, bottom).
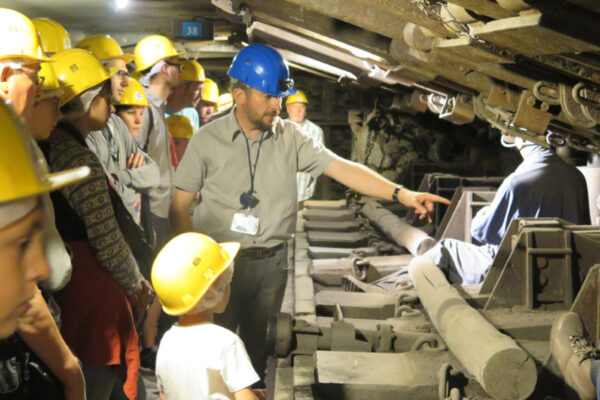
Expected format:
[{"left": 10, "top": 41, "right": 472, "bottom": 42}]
[
  {"left": 270, "top": 174, "right": 600, "bottom": 399},
  {"left": 205, "top": 2, "right": 600, "bottom": 398},
  {"left": 439, "top": 94, "right": 475, "bottom": 125},
  {"left": 214, "top": 0, "right": 600, "bottom": 153}
]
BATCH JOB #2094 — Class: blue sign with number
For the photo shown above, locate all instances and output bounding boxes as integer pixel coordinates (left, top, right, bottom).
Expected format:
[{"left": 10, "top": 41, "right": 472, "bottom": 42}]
[{"left": 182, "top": 22, "right": 202, "bottom": 38}]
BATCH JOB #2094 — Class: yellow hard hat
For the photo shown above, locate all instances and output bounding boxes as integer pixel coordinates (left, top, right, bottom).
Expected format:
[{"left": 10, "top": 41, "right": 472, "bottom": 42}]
[
  {"left": 39, "top": 62, "right": 61, "bottom": 92},
  {"left": 33, "top": 18, "right": 71, "bottom": 55},
  {"left": 286, "top": 89, "right": 308, "bottom": 105},
  {"left": 180, "top": 59, "right": 205, "bottom": 82},
  {"left": 201, "top": 78, "right": 219, "bottom": 104},
  {"left": 76, "top": 35, "right": 135, "bottom": 63},
  {"left": 0, "top": 100, "right": 89, "bottom": 204},
  {"left": 51, "top": 48, "right": 119, "bottom": 106},
  {"left": 151, "top": 232, "right": 240, "bottom": 316},
  {"left": 119, "top": 78, "right": 149, "bottom": 107},
  {"left": 166, "top": 115, "right": 194, "bottom": 139},
  {"left": 0, "top": 9, "right": 50, "bottom": 62},
  {"left": 217, "top": 93, "right": 233, "bottom": 112},
  {"left": 134, "top": 35, "right": 184, "bottom": 72}
]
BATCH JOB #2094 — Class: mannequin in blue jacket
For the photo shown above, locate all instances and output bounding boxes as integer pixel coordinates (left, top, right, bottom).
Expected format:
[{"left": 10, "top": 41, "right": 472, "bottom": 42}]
[{"left": 425, "top": 136, "right": 590, "bottom": 284}]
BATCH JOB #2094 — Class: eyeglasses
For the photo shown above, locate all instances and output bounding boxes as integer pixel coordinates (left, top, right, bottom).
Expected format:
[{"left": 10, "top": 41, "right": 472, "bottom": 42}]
[
  {"left": 165, "top": 60, "right": 183, "bottom": 72},
  {"left": 116, "top": 70, "right": 130, "bottom": 78},
  {"left": 14, "top": 68, "right": 44, "bottom": 86}
]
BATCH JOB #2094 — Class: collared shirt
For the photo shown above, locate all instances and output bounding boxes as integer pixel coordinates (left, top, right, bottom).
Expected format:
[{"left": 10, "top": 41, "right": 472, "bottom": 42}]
[
  {"left": 135, "top": 88, "right": 174, "bottom": 218},
  {"left": 86, "top": 114, "right": 160, "bottom": 221},
  {"left": 289, "top": 119, "right": 324, "bottom": 202},
  {"left": 173, "top": 108, "right": 338, "bottom": 248},
  {"left": 471, "top": 145, "right": 590, "bottom": 245}
]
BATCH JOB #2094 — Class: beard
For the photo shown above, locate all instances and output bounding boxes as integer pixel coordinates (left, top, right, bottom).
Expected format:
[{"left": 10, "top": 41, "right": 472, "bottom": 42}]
[{"left": 249, "top": 111, "right": 278, "bottom": 132}]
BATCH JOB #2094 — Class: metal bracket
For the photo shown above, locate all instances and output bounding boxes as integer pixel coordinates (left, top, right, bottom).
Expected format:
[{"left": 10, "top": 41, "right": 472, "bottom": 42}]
[
  {"left": 428, "top": 93, "right": 446, "bottom": 114},
  {"left": 512, "top": 90, "right": 552, "bottom": 134},
  {"left": 439, "top": 94, "right": 475, "bottom": 125},
  {"left": 487, "top": 83, "right": 520, "bottom": 111}
]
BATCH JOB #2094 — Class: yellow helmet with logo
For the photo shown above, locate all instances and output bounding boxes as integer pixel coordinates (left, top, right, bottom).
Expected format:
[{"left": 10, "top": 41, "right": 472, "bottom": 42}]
[
  {"left": 76, "top": 35, "right": 135, "bottom": 63},
  {"left": 180, "top": 59, "right": 205, "bottom": 82},
  {"left": 166, "top": 115, "right": 194, "bottom": 139},
  {"left": 33, "top": 18, "right": 71, "bottom": 55},
  {"left": 0, "top": 9, "right": 50, "bottom": 62},
  {"left": 201, "top": 78, "right": 219, "bottom": 105},
  {"left": 286, "top": 89, "right": 308, "bottom": 105},
  {"left": 0, "top": 100, "right": 89, "bottom": 204},
  {"left": 119, "top": 78, "right": 149, "bottom": 107},
  {"left": 151, "top": 232, "right": 240, "bottom": 315},
  {"left": 38, "top": 62, "right": 61, "bottom": 92},
  {"left": 134, "top": 35, "right": 184, "bottom": 72},
  {"left": 51, "top": 48, "right": 119, "bottom": 106}
]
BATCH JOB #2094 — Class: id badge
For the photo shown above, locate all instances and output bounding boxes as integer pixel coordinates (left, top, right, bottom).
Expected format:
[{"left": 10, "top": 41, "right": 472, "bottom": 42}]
[{"left": 231, "top": 213, "right": 259, "bottom": 236}]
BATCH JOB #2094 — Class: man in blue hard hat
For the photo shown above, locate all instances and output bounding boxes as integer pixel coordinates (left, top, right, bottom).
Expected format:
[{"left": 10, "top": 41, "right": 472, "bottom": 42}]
[{"left": 169, "top": 43, "right": 450, "bottom": 385}]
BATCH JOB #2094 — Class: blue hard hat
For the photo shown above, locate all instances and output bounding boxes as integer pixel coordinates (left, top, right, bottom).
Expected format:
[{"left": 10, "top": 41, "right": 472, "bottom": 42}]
[{"left": 227, "top": 44, "right": 297, "bottom": 97}]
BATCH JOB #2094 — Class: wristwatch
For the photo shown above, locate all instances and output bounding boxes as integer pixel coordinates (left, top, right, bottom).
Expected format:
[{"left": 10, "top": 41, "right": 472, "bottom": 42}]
[{"left": 391, "top": 185, "right": 404, "bottom": 202}]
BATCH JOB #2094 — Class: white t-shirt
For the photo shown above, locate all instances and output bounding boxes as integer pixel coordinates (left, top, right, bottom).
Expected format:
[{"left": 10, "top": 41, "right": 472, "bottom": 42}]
[{"left": 156, "top": 322, "right": 259, "bottom": 399}]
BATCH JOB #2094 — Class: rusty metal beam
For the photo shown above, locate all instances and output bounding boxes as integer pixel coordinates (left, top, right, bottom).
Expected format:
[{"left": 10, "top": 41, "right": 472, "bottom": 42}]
[{"left": 281, "top": 0, "right": 454, "bottom": 39}]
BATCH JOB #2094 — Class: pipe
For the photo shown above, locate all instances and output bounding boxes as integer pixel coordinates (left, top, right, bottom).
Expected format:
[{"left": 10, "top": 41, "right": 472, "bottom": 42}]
[
  {"left": 360, "top": 201, "right": 437, "bottom": 256},
  {"left": 408, "top": 256, "right": 537, "bottom": 400}
]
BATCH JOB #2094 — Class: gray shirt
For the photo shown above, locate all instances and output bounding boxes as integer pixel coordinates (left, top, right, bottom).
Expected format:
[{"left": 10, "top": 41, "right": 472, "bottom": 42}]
[
  {"left": 135, "top": 88, "right": 174, "bottom": 218},
  {"left": 86, "top": 114, "right": 160, "bottom": 220},
  {"left": 173, "top": 108, "right": 337, "bottom": 248}
]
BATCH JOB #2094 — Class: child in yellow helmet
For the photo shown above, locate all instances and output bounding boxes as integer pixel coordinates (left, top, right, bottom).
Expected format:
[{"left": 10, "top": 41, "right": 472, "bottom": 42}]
[{"left": 152, "top": 233, "right": 265, "bottom": 400}]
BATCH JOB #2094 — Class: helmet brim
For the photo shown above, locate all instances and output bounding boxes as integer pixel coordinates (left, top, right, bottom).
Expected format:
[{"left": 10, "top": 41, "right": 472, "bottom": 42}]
[
  {"left": 45, "top": 166, "right": 90, "bottom": 192},
  {"left": 0, "top": 54, "right": 53, "bottom": 63},
  {"left": 220, "top": 242, "right": 241, "bottom": 262},
  {"left": 118, "top": 54, "right": 135, "bottom": 63},
  {"left": 134, "top": 49, "right": 186, "bottom": 72}
]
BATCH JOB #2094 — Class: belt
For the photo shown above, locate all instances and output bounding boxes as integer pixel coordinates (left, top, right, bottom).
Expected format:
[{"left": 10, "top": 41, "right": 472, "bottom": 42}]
[{"left": 237, "top": 242, "right": 287, "bottom": 259}]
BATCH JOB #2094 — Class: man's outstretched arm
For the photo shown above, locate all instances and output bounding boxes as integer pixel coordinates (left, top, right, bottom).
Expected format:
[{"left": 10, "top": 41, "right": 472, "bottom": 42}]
[{"left": 324, "top": 158, "right": 450, "bottom": 222}]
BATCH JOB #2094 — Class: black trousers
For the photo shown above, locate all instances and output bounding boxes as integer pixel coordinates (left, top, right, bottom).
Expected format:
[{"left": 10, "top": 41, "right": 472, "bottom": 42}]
[{"left": 214, "top": 247, "right": 288, "bottom": 383}]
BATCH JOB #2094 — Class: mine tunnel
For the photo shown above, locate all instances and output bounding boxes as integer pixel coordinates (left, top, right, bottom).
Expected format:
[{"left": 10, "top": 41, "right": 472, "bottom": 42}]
[{"left": 1, "top": 0, "right": 600, "bottom": 399}]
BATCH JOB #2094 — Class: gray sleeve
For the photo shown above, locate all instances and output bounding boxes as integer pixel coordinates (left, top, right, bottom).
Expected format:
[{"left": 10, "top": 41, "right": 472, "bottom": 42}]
[
  {"left": 112, "top": 128, "right": 160, "bottom": 190},
  {"left": 85, "top": 131, "right": 109, "bottom": 166},
  {"left": 134, "top": 107, "right": 151, "bottom": 150},
  {"left": 295, "top": 124, "right": 337, "bottom": 179},
  {"left": 172, "top": 132, "right": 205, "bottom": 193}
]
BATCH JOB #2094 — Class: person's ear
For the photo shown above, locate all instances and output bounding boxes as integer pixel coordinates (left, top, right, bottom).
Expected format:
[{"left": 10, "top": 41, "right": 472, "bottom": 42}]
[
  {"left": 0, "top": 66, "right": 12, "bottom": 96},
  {"left": 232, "top": 87, "right": 246, "bottom": 105}
]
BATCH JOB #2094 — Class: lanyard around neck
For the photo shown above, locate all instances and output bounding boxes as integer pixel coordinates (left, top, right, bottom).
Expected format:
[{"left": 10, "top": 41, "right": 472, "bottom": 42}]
[{"left": 242, "top": 131, "right": 265, "bottom": 197}]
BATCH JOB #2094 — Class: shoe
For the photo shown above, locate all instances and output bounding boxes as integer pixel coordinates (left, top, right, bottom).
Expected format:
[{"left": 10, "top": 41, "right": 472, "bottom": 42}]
[
  {"left": 140, "top": 346, "right": 157, "bottom": 370},
  {"left": 550, "top": 312, "right": 598, "bottom": 400}
]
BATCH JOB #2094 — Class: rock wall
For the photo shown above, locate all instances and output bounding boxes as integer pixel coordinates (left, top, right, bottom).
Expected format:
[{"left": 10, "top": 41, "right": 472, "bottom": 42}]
[{"left": 348, "top": 101, "right": 472, "bottom": 183}]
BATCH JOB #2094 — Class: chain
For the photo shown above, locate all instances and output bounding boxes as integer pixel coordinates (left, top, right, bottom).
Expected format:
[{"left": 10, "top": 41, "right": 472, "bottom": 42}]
[{"left": 546, "top": 131, "right": 600, "bottom": 153}]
